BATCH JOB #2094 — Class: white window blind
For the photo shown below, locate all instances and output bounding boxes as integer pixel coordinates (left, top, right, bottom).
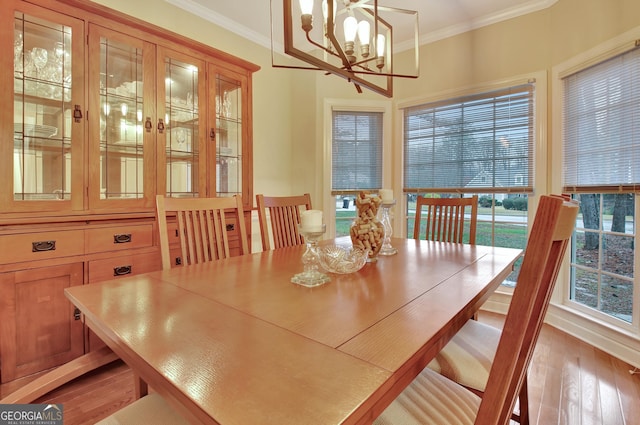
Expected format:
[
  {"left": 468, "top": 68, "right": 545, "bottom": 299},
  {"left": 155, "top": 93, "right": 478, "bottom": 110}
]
[
  {"left": 563, "top": 45, "right": 640, "bottom": 193},
  {"left": 331, "top": 110, "right": 383, "bottom": 192},
  {"left": 403, "top": 84, "right": 534, "bottom": 193}
]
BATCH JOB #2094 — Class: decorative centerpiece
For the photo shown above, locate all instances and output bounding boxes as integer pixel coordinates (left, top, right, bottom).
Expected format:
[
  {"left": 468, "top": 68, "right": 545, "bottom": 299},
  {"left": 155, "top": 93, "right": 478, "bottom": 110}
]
[
  {"left": 318, "top": 245, "right": 369, "bottom": 274},
  {"left": 350, "top": 191, "right": 384, "bottom": 262},
  {"left": 291, "top": 210, "right": 331, "bottom": 287},
  {"left": 378, "top": 188, "right": 398, "bottom": 256}
]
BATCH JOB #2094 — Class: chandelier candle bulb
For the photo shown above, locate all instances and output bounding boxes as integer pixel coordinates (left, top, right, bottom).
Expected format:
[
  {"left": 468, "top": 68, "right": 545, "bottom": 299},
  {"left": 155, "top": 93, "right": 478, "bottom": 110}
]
[
  {"left": 379, "top": 189, "right": 393, "bottom": 203},
  {"left": 300, "top": 209, "right": 323, "bottom": 232}
]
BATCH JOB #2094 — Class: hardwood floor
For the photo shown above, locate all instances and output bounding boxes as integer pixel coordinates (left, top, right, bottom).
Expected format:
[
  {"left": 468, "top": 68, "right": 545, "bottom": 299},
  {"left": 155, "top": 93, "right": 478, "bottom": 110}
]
[
  {"left": 481, "top": 312, "right": 640, "bottom": 425},
  {"left": 2, "top": 311, "right": 638, "bottom": 425}
]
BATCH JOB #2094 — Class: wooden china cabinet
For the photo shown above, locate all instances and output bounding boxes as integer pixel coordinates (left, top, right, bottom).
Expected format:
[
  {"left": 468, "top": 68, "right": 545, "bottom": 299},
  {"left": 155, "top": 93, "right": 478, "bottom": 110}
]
[{"left": 0, "top": 0, "right": 257, "bottom": 383}]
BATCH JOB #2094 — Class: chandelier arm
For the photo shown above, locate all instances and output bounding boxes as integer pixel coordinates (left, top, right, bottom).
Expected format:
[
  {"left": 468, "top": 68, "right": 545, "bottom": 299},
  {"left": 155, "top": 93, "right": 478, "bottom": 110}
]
[
  {"left": 304, "top": 32, "right": 342, "bottom": 61},
  {"left": 350, "top": 56, "right": 379, "bottom": 72}
]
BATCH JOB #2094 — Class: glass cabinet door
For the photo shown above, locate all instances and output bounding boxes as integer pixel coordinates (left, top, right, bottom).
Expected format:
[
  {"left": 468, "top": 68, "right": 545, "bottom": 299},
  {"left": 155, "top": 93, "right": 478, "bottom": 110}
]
[
  {"left": 3, "top": 3, "right": 84, "bottom": 211},
  {"left": 88, "top": 25, "right": 155, "bottom": 209},
  {"left": 158, "top": 48, "right": 206, "bottom": 198},
  {"left": 211, "top": 65, "right": 248, "bottom": 203}
]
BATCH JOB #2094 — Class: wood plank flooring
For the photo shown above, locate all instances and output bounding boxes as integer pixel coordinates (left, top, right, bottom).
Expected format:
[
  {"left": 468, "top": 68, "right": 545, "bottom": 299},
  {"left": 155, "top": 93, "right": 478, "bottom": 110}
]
[{"left": 2, "top": 311, "right": 639, "bottom": 425}]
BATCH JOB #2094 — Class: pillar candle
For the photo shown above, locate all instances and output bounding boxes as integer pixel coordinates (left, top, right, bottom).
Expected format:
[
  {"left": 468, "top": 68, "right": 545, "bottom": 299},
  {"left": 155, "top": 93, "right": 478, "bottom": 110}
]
[
  {"left": 300, "top": 209, "right": 323, "bottom": 231},
  {"left": 379, "top": 189, "right": 393, "bottom": 203}
]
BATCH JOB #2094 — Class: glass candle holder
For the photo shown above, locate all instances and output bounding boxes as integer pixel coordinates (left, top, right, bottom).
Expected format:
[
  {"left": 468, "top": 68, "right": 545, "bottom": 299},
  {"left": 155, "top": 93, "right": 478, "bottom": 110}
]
[
  {"left": 378, "top": 200, "right": 397, "bottom": 256},
  {"left": 291, "top": 224, "right": 331, "bottom": 287}
]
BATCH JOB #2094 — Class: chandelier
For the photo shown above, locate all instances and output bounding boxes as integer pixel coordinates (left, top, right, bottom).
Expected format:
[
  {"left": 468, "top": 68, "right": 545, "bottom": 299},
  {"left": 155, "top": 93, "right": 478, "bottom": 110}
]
[{"left": 271, "top": 0, "right": 419, "bottom": 97}]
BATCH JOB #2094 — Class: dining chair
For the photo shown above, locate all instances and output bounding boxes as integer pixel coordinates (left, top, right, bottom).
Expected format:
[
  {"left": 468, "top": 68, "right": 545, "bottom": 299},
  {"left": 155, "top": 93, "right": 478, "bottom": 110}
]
[
  {"left": 373, "top": 194, "right": 579, "bottom": 425},
  {"left": 415, "top": 195, "right": 480, "bottom": 321},
  {"left": 256, "top": 193, "right": 312, "bottom": 251},
  {"left": 413, "top": 195, "right": 478, "bottom": 244},
  {"left": 156, "top": 194, "right": 249, "bottom": 270},
  {"left": 102, "top": 195, "right": 252, "bottom": 423},
  {"left": 423, "top": 198, "right": 531, "bottom": 423}
]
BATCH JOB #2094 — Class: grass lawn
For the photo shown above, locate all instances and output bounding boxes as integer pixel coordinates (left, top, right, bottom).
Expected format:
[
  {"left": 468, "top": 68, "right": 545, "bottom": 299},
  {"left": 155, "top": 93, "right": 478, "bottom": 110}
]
[
  {"left": 336, "top": 209, "right": 527, "bottom": 249},
  {"left": 336, "top": 206, "right": 527, "bottom": 284}
]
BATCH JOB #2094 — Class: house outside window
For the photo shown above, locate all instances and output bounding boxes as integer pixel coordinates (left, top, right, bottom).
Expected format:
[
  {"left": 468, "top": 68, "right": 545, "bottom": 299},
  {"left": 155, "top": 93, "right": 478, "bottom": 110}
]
[{"left": 401, "top": 80, "right": 538, "bottom": 285}]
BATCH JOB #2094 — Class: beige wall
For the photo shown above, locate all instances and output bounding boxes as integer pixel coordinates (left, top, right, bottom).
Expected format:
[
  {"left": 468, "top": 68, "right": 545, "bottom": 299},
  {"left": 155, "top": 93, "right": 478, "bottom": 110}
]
[{"left": 92, "top": 0, "right": 640, "bottom": 210}]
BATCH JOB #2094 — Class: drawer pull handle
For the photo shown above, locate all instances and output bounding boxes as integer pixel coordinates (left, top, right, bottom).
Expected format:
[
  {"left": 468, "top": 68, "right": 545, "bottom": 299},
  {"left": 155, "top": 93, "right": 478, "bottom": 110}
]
[
  {"left": 113, "top": 265, "right": 132, "bottom": 276},
  {"left": 226, "top": 224, "right": 234, "bottom": 231},
  {"left": 114, "top": 233, "right": 132, "bottom": 244},
  {"left": 32, "top": 240, "right": 56, "bottom": 252}
]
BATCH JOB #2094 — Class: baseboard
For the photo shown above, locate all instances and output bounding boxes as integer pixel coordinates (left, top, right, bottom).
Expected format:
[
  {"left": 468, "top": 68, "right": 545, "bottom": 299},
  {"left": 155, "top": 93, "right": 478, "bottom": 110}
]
[{"left": 481, "top": 291, "right": 640, "bottom": 370}]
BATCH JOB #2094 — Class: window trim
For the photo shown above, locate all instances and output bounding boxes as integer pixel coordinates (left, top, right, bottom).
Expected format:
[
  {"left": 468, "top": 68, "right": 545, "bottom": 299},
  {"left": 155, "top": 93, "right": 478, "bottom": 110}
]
[{"left": 323, "top": 98, "right": 392, "bottom": 238}]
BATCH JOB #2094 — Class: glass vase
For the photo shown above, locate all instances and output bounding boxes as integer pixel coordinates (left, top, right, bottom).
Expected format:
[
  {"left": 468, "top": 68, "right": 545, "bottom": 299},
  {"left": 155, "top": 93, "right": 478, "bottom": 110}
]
[{"left": 350, "top": 192, "right": 384, "bottom": 262}]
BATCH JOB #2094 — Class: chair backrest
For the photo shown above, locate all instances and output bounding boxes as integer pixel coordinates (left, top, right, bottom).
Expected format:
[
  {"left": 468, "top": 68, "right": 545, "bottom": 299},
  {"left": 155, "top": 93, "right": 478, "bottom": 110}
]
[
  {"left": 475, "top": 195, "right": 579, "bottom": 425},
  {"left": 256, "top": 193, "right": 312, "bottom": 251},
  {"left": 413, "top": 195, "right": 478, "bottom": 244},
  {"left": 156, "top": 195, "right": 249, "bottom": 270}
]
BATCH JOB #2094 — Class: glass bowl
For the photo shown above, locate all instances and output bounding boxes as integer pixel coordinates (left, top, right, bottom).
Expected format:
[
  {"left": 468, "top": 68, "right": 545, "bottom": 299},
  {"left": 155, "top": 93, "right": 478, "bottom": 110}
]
[{"left": 318, "top": 245, "right": 369, "bottom": 274}]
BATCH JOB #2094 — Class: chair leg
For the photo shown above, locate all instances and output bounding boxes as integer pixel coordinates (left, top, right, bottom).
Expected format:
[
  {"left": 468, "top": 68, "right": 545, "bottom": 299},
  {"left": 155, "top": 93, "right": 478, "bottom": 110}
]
[
  {"left": 509, "top": 374, "right": 529, "bottom": 424},
  {"left": 519, "top": 375, "right": 529, "bottom": 425},
  {"left": 134, "top": 374, "right": 148, "bottom": 399}
]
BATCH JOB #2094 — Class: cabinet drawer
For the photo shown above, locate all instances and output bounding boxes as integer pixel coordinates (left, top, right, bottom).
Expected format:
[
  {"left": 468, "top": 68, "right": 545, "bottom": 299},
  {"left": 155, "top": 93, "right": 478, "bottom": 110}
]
[
  {"left": 88, "top": 251, "right": 161, "bottom": 283},
  {"left": 0, "top": 230, "right": 84, "bottom": 265},
  {"left": 166, "top": 220, "right": 181, "bottom": 246},
  {"left": 86, "top": 224, "right": 154, "bottom": 254}
]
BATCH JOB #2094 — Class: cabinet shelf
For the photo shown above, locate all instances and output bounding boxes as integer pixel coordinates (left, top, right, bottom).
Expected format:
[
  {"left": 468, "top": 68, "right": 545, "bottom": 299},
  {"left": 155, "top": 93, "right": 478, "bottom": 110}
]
[
  {"left": 16, "top": 89, "right": 71, "bottom": 109},
  {"left": 14, "top": 138, "right": 70, "bottom": 151},
  {"left": 100, "top": 94, "right": 143, "bottom": 106}
]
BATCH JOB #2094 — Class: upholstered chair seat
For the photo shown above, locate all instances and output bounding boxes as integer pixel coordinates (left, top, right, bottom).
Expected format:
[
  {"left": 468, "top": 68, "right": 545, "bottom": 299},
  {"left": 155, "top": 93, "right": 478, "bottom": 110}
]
[{"left": 374, "top": 368, "right": 480, "bottom": 425}]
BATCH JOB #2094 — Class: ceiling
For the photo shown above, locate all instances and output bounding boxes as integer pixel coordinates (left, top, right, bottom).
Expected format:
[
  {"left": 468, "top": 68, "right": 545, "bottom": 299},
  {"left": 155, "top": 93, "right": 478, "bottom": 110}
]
[{"left": 166, "top": 0, "right": 558, "bottom": 51}]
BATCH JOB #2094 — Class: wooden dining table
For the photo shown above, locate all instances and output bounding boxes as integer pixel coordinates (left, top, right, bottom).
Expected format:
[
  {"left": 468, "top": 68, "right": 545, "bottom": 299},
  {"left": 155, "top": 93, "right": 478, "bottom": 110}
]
[{"left": 64, "top": 237, "right": 522, "bottom": 425}]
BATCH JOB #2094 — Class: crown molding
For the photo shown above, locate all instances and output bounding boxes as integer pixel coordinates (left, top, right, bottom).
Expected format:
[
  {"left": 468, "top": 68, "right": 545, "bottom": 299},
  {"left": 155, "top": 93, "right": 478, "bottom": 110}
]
[
  {"left": 168, "top": 0, "right": 558, "bottom": 53},
  {"left": 165, "top": 0, "right": 273, "bottom": 49},
  {"left": 397, "top": 0, "right": 559, "bottom": 51}
]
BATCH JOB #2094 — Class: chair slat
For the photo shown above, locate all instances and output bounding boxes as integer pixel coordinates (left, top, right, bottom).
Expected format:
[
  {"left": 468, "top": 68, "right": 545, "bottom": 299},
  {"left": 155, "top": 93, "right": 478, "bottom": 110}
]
[
  {"left": 256, "top": 194, "right": 312, "bottom": 251},
  {"left": 414, "top": 196, "right": 478, "bottom": 244},
  {"left": 156, "top": 195, "right": 248, "bottom": 270}
]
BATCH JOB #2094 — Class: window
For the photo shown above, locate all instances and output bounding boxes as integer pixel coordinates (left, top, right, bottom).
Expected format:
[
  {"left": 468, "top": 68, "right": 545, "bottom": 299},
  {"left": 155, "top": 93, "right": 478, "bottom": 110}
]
[
  {"left": 402, "top": 82, "right": 537, "bottom": 285},
  {"left": 332, "top": 111, "right": 383, "bottom": 192},
  {"left": 329, "top": 109, "right": 385, "bottom": 237},
  {"left": 561, "top": 44, "right": 640, "bottom": 326},
  {"left": 403, "top": 84, "right": 534, "bottom": 194}
]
